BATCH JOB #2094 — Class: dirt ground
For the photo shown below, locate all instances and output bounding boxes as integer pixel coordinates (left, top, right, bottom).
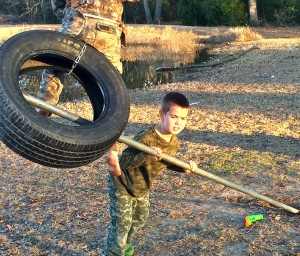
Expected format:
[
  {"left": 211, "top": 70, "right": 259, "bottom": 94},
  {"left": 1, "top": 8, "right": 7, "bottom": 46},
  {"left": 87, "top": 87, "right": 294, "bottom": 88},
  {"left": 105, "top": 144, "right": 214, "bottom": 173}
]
[{"left": 0, "top": 26, "right": 300, "bottom": 255}]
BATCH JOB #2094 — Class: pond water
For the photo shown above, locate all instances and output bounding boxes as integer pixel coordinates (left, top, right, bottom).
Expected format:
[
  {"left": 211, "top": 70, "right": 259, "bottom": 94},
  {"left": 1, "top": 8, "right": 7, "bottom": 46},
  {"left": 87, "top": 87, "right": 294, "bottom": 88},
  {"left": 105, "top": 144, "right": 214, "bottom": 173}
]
[{"left": 121, "top": 48, "right": 212, "bottom": 89}]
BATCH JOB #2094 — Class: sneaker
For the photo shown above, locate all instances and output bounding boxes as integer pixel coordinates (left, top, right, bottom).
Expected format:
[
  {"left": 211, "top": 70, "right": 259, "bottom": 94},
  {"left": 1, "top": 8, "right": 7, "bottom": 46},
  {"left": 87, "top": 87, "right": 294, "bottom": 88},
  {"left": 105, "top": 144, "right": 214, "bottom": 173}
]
[{"left": 125, "top": 243, "right": 134, "bottom": 256}]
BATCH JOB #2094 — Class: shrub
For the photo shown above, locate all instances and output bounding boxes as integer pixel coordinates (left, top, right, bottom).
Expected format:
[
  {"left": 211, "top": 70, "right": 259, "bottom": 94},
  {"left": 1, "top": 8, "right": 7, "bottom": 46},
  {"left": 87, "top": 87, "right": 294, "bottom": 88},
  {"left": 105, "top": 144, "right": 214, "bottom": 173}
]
[{"left": 178, "top": 0, "right": 247, "bottom": 26}]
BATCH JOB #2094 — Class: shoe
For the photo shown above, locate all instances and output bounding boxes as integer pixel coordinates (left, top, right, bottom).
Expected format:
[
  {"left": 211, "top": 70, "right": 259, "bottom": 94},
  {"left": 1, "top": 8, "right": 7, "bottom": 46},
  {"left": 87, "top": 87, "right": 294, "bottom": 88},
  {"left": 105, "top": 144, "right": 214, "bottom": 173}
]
[{"left": 125, "top": 243, "right": 134, "bottom": 256}]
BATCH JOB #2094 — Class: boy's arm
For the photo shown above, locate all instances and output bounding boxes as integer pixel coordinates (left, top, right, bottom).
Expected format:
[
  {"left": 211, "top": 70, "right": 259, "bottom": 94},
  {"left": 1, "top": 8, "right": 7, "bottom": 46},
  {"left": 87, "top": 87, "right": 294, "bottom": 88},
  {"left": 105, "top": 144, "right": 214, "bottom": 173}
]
[
  {"left": 165, "top": 160, "right": 198, "bottom": 174},
  {"left": 118, "top": 131, "right": 160, "bottom": 168},
  {"left": 119, "top": 150, "right": 159, "bottom": 169},
  {"left": 107, "top": 144, "right": 121, "bottom": 177}
]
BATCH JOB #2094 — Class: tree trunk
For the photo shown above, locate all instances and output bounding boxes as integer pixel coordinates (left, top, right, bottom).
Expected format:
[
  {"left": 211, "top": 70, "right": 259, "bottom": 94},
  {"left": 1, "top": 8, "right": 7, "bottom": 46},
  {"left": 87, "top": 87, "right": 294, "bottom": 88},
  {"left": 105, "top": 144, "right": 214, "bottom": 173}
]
[
  {"left": 40, "top": 0, "right": 53, "bottom": 23},
  {"left": 23, "top": 0, "right": 43, "bottom": 23},
  {"left": 143, "top": 0, "right": 153, "bottom": 24},
  {"left": 248, "top": 0, "right": 258, "bottom": 25},
  {"left": 154, "top": 0, "right": 162, "bottom": 24}
]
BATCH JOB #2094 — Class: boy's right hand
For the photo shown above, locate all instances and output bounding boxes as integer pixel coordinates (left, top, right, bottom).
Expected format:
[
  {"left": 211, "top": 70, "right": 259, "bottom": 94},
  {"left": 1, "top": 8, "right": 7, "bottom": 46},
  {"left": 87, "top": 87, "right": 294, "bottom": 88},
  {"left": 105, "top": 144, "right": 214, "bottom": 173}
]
[
  {"left": 107, "top": 149, "right": 121, "bottom": 176},
  {"left": 107, "top": 162, "right": 121, "bottom": 177}
]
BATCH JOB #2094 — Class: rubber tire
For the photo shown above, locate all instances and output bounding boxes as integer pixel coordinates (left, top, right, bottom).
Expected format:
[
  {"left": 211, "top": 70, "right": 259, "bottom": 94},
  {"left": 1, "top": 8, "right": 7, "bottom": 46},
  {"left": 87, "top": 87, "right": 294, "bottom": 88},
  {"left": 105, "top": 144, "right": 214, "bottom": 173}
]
[{"left": 0, "top": 30, "right": 129, "bottom": 168}]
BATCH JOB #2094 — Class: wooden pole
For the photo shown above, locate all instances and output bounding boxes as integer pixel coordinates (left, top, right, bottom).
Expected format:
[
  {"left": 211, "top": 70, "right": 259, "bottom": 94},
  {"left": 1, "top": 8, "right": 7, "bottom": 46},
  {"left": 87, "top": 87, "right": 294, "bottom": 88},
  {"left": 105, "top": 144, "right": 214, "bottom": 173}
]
[{"left": 25, "top": 94, "right": 299, "bottom": 214}]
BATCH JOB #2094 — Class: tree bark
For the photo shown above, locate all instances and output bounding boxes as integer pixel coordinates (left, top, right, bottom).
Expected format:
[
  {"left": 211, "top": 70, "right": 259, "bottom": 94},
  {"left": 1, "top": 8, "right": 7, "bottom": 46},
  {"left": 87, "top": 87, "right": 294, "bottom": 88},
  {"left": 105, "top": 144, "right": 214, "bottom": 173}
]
[
  {"left": 40, "top": 0, "right": 53, "bottom": 23},
  {"left": 154, "top": 0, "right": 162, "bottom": 24},
  {"left": 249, "top": 0, "right": 258, "bottom": 25},
  {"left": 143, "top": 0, "right": 153, "bottom": 24}
]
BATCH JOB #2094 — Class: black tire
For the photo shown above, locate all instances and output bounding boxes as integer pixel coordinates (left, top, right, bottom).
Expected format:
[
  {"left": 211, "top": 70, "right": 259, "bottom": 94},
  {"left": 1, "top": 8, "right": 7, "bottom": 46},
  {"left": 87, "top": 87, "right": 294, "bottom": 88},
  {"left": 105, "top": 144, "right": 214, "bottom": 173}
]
[{"left": 0, "top": 30, "right": 129, "bottom": 168}]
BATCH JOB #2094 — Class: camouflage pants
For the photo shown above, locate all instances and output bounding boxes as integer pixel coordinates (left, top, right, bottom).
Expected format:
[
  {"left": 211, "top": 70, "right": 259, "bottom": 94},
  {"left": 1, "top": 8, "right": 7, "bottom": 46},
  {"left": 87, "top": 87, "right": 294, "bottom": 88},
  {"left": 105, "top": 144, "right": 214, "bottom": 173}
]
[
  {"left": 37, "top": 7, "right": 123, "bottom": 108},
  {"left": 61, "top": 7, "right": 123, "bottom": 73},
  {"left": 102, "top": 175, "right": 150, "bottom": 256}
]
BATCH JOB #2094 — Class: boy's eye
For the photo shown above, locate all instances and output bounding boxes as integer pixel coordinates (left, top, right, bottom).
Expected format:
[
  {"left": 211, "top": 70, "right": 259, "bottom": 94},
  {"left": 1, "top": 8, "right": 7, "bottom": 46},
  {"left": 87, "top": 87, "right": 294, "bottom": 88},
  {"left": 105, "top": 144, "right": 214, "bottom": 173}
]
[{"left": 170, "top": 115, "right": 186, "bottom": 121}]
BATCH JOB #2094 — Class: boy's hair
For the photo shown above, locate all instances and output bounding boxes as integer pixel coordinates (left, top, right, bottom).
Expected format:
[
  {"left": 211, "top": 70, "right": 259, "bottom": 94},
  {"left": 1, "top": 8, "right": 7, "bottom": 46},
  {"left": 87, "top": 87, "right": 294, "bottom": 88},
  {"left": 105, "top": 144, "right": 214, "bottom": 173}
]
[{"left": 161, "top": 92, "right": 190, "bottom": 114}]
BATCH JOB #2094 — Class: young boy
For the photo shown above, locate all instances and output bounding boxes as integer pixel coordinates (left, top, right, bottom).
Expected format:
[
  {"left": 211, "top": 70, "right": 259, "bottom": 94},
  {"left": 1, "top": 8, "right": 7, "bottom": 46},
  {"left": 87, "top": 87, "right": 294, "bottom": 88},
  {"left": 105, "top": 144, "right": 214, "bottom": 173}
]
[{"left": 103, "top": 92, "right": 197, "bottom": 256}]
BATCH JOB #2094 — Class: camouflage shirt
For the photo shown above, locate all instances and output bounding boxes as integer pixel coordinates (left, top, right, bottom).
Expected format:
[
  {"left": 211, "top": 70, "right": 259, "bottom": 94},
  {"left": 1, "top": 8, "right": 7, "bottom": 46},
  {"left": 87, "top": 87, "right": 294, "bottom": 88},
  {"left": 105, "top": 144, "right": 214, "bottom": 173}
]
[
  {"left": 111, "top": 127, "right": 185, "bottom": 197},
  {"left": 51, "top": 0, "right": 139, "bottom": 23}
]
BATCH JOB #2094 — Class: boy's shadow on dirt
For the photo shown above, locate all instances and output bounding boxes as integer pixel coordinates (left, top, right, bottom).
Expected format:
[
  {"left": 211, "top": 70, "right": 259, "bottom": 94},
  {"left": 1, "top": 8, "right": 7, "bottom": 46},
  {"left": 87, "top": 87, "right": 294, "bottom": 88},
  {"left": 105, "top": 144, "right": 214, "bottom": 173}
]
[
  {"left": 182, "top": 129, "right": 300, "bottom": 158},
  {"left": 184, "top": 92, "right": 299, "bottom": 117}
]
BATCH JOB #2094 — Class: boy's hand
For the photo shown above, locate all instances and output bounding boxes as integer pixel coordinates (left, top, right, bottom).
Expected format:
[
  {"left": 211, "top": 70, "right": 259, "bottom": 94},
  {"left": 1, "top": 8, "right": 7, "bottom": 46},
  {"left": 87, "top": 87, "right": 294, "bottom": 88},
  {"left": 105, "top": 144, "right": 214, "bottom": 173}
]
[
  {"left": 107, "top": 150, "right": 121, "bottom": 177},
  {"left": 185, "top": 160, "right": 198, "bottom": 174},
  {"left": 107, "top": 163, "right": 121, "bottom": 177},
  {"left": 151, "top": 146, "right": 162, "bottom": 161}
]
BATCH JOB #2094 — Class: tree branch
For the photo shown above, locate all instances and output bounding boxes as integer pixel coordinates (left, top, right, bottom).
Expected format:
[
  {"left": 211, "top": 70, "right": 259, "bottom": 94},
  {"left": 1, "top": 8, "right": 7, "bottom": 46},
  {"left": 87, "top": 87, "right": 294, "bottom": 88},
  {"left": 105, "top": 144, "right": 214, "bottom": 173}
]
[{"left": 155, "top": 46, "right": 259, "bottom": 72}]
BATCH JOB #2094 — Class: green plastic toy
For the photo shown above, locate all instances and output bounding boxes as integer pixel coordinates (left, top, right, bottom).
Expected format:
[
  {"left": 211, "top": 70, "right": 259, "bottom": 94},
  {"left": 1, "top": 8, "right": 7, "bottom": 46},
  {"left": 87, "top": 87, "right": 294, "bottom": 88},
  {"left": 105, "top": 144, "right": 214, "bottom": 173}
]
[{"left": 245, "top": 214, "right": 264, "bottom": 227}]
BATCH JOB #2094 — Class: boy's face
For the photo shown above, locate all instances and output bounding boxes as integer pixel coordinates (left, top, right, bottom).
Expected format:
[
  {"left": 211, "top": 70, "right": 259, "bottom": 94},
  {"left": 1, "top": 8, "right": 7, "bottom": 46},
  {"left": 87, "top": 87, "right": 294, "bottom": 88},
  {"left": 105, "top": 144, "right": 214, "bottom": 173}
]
[{"left": 160, "top": 104, "right": 189, "bottom": 135}]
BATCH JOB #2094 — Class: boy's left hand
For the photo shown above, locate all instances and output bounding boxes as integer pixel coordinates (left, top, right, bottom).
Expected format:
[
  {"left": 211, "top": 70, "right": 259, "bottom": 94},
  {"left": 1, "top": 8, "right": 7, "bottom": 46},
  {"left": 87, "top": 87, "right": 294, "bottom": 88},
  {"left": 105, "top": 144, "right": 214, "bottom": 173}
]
[{"left": 185, "top": 160, "right": 198, "bottom": 174}]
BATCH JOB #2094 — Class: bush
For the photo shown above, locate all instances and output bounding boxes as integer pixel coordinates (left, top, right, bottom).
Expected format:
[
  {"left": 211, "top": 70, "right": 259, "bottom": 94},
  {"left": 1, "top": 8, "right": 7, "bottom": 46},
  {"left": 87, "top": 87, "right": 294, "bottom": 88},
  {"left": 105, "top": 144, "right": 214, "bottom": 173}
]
[
  {"left": 177, "top": 0, "right": 204, "bottom": 26},
  {"left": 258, "top": 0, "right": 300, "bottom": 25},
  {"left": 178, "top": 0, "right": 247, "bottom": 26},
  {"left": 205, "top": 0, "right": 247, "bottom": 26}
]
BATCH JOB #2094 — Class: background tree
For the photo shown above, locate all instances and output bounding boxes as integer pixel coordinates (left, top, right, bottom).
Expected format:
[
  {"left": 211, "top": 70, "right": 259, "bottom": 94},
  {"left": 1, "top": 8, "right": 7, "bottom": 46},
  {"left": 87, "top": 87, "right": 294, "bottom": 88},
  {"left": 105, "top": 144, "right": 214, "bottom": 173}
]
[
  {"left": 143, "top": 0, "right": 153, "bottom": 23},
  {"left": 0, "top": 0, "right": 59, "bottom": 23},
  {"left": 24, "top": 0, "right": 44, "bottom": 23},
  {"left": 248, "top": 0, "right": 258, "bottom": 24},
  {"left": 123, "top": 1, "right": 145, "bottom": 23},
  {"left": 257, "top": 0, "right": 300, "bottom": 26},
  {"left": 143, "top": 0, "right": 163, "bottom": 24},
  {"left": 178, "top": 0, "right": 247, "bottom": 26},
  {"left": 1, "top": 0, "right": 300, "bottom": 26},
  {"left": 153, "top": 0, "right": 162, "bottom": 23},
  {"left": 177, "top": 0, "right": 203, "bottom": 25}
]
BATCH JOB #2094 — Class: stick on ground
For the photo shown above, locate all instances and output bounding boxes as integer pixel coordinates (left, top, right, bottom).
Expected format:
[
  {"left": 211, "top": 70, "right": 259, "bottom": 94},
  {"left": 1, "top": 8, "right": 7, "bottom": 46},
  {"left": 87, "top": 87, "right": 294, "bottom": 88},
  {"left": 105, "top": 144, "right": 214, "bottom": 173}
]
[{"left": 155, "top": 46, "right": 259, "bottom": 72}]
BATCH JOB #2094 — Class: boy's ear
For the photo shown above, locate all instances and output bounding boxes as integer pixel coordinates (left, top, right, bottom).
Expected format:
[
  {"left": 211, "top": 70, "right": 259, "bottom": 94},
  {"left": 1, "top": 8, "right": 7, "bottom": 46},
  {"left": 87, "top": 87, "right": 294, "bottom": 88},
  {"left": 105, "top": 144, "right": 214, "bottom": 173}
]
[{"left": 159, "top": 109, "right": 164, "bottom": 119}]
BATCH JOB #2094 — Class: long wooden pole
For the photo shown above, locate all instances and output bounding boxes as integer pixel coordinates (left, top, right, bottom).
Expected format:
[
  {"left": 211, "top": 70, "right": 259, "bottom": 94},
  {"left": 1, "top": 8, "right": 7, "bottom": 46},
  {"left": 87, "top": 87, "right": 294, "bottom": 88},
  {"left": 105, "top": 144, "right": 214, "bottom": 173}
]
[
  {"left": 118, "top": 136, "right": 299, "bottom": 214},
  {"left": 25, "top": 93, "right": 299, "bottom": 214}
]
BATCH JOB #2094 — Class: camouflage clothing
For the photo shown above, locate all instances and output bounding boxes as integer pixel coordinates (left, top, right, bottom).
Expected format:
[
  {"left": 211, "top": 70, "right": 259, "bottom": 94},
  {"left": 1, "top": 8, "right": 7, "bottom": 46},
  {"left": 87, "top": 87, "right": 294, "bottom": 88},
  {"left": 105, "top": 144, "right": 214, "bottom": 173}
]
[
  {"left": 103, "top": 175, "right": 149, "bottom": 256},
  {"left": 112, "top": 127, "right": 184, "bottom": 197},
  {"left": 52, "top": 0, "right": 140, "bottom": 22},
  {"left": 37, "top": 0, "right": 139, "bottom": 113},
  {"left": 37, "top": 69, "right": 64, "bottom": 105},
  {"left": 103, "top": 127, "right": 185, "bottom": 255},
  {"left": 51, "top": 0, "right": 141, "bottom": 73}
]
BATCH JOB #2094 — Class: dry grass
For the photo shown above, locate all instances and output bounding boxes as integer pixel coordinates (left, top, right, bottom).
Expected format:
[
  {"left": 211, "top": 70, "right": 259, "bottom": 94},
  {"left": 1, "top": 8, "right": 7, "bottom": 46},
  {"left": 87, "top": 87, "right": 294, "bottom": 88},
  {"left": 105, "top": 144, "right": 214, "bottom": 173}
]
[
  {"left": 201, "top": 26, "right": 262, "bottom": 45},
  {"left": 229, "top": 26, "right": 263, "bottom": 42},
  {"left": 123, "top": 26, "right": 200, "bottom": 65},
  {"left": 0, "top": 25, "right": 200, "bottom": 66},
  {"left": 125, "top": 26, "right": 199, "bottom": 52},
  {"left": 0, "top": 25, "right": 59, "bottom": 44}
]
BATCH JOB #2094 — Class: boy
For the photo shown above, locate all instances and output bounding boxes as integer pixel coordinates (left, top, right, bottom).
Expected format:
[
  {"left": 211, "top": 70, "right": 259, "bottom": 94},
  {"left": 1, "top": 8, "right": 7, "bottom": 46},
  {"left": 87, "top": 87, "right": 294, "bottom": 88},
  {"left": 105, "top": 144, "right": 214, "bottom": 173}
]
[{"left": 103, "top": 92, "right": 197, "bottom": 256}]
